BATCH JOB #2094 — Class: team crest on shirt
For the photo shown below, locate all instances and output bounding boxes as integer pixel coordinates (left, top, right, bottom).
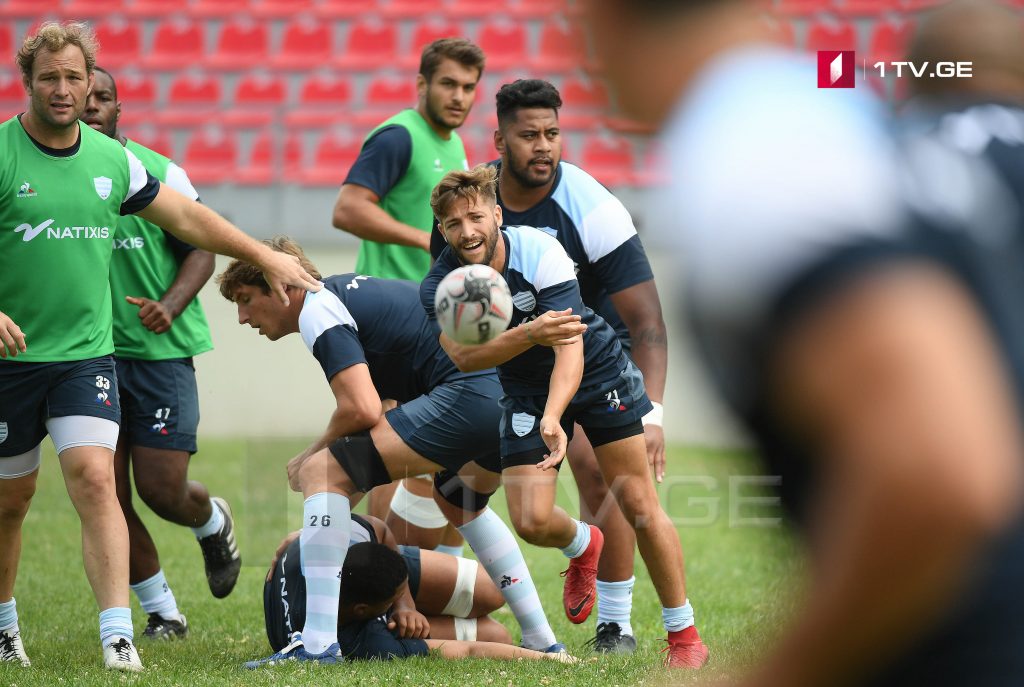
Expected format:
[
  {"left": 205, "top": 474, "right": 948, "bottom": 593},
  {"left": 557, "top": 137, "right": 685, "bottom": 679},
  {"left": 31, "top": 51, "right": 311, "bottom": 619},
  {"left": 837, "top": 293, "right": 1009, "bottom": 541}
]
[
  {"left": 0, "top": 422, "right": 7, "bottom": 444},
  {"left": 511, "top": 291, "right": 537, "bottom": 313},
  {"left": 17, "top": 181, "right": 37, "bottom": 198},
  {"left": 511, "top": 412, "right": 535, "bottom": 437},
  {"left": 93, "top": 176, "right": 113, "bottom": 200}
]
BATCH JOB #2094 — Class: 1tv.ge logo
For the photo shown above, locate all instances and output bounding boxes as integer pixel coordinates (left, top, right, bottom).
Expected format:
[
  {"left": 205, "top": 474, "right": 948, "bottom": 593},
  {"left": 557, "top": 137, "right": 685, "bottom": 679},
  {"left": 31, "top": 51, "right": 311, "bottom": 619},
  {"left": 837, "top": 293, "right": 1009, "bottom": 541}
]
[{"left": 818, "top": 50, "right": 974, "bottom": 89}]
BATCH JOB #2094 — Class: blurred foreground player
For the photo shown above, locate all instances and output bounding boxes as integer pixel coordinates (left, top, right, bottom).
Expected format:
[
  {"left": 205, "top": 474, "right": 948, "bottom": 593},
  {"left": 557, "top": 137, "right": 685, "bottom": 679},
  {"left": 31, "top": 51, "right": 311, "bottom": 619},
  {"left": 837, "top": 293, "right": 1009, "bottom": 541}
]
[
  {"left": 82, "top": 66, "right": 240, "bottom": 642},
  {"left": 582, "top": 0, "right": 1024, "bottom": 684}
]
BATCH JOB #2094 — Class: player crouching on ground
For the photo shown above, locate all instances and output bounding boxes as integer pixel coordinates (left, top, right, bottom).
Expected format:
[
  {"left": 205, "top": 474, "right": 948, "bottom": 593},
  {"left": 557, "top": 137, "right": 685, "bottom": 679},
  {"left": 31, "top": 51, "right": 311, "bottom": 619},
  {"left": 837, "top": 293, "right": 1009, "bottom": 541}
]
[
  {"left": 422, "top": 166, "right": 708, "bottom": 669},
  {"left": 260, "top": 514, "right": 573, "bottom": 663}
]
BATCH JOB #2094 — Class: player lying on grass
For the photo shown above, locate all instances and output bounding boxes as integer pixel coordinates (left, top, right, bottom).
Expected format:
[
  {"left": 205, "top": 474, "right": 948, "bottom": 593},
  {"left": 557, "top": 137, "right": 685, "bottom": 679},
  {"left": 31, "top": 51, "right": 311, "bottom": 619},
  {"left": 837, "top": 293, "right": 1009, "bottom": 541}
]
[
  {"left": 263, "top": 513, "right": 527, "bottom": 656},
  {"left": 262, "top": 535, "right": 574, "bottom": 664},
  {"left": 219, "top": 239, "right": 581, "bottom": 665},
  {"left": 422, "top": 166, "right": 708, "bottom": 669}
]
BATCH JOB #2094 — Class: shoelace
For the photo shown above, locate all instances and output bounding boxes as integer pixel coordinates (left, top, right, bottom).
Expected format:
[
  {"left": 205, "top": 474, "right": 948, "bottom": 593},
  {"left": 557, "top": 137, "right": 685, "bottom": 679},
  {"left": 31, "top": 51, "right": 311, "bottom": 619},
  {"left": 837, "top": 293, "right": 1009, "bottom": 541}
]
[
  {"left": 110, "top": 637, "right": 134, "bottom": 661},
  {"left": 0, "top": 631, "right": 16, "bottom": 657},
  {"left": 582, "top": 623, "right": 622, "bottom": 651}
]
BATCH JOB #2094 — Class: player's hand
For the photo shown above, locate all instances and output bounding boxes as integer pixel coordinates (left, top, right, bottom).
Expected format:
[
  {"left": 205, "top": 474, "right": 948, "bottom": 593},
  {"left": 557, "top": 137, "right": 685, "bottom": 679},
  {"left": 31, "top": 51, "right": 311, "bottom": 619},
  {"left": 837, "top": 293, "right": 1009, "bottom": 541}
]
[
  {"left": 126, "top": 296, "right": 175, "bottom": 334},
  {"left": 266, "top": 530, "right": 301, "bottom": 582},
  {"left": 0, "top": 311, "right": 27, "bottom": 358},
  {"left": 645, "top": 424, "right": 666, "bottom": 483},
  {"left": 536, "top": 415, "right": 567, "bottom": 470},
  {"left": 388, "top": 608, "right": 430, "bottom": 639},
  {"left": 286, "top": 454, "right": 308, "bottom": 492},
  {"left": 525, "top": 309, "right": 586, "bottom": 347},
  {"left": 258, "top": 250, "right": 322, "bottom": 306}
]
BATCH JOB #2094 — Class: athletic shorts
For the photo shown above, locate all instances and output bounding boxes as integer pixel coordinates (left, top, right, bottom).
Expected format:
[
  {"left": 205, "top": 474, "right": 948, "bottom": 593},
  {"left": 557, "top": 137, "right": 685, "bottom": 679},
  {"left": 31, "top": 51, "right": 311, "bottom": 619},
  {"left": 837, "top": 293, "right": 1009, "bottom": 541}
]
[
  {"left": 114, "top": 357, "right": 199, "bottom": 453},
  {"left": 0, "top": 356, "right": 120, "bottom": 458},
  {"left": 385, "top": 373, "right": 503, "bottom": 474},
  {"left": 500, "top": 358, "right": 653, "bottom": 469},
  {"left": 263, "top": 537, "right": 424, "bottom": 653}
]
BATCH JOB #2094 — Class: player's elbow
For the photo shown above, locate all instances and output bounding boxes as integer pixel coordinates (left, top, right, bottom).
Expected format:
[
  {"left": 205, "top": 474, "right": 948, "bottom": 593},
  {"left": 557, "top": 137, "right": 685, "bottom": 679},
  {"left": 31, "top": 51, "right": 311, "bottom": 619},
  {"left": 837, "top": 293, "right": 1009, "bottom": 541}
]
[
  {"left": 449, "top": 350, "right": 485, "bottom": 373},
  {"left": 331, "top": 202, "right": 354, "bottom": 233}
]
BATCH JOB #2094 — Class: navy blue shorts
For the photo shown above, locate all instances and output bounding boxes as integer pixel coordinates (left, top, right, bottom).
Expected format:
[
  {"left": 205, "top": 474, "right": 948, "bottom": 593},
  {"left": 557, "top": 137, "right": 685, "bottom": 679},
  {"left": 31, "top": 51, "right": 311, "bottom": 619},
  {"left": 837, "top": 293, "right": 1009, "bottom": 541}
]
[
  {"left": 500, "top": 358, "right": 653, "bottom": 469},
  {"left": 114, "top": 357, "right": 199, "bottom": 453},
  {"left": 0, "top": 356, "right": 120, "bottom": 457},
  {"left": 386, "top": 373, "right": 502, "bottom": 474}
]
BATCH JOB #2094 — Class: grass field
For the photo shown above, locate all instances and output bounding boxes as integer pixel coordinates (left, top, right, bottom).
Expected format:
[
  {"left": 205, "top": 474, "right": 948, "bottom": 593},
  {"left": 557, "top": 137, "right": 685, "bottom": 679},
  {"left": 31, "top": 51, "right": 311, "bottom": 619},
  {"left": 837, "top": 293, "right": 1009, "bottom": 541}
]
[{"left": 0, "top": 440, "right": 802, "bottom": 686}]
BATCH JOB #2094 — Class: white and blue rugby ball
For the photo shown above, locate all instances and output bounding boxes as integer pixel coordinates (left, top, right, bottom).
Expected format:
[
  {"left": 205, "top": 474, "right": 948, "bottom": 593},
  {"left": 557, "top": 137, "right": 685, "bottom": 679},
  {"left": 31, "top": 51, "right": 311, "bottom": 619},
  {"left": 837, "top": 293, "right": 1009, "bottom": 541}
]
[{"left": 434, "top": 264, "right": 513, "bottom": 345}]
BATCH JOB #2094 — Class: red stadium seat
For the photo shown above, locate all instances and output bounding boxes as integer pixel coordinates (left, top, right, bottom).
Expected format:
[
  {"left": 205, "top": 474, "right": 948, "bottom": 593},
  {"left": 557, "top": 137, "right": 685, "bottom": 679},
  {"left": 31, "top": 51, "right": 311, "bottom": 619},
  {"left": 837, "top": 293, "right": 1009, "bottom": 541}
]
[
  {"left": 143, "top": 19, "right": 205, "bottom": 70},
  {"left": 776, "top": 0, "right": 830, "bottom": 14},
  {"left": 284, "top": 73, "right": 352, "bottom": 128},
  {"left": 381, "top": 0, "right": 445, "bottom": 18},
  {"left": 354, "top": 75, "right": 418, "bottom": 127},
  {"left": 314, "top": 0, "right": 376, "bottom": 18},
  {"left": 301, "top": 129, "right": 363, "bottom": 186},
  {"left": 0, "top": 0, "right": 60, "bottom": 17},
  {"left": 271, "top": 18, "right": 333, "bottom": 70},
  {"left": 206, "top": 18, "right": 269, "bottom": 71},
  {"left": 867, "top": 20, "right": 915, "bottom": 64},
  {"left": 281, "top": 132, "right": 306, "bottom": 182},
  {"left": 182, "top": 128, "right": 238, "bottom": 185},
  {"left": 506, "top": 0, "right": 569, "bottom": 19},
  {"left": 63, "top": 0, "right": 125, "bottom": 16},
  {"left": 445, "top": 0, "right": 497, "bottom": 17},
  {"left": 191, "top": 0, "right": 251, "bottom": 17},
  {"left": 0, "top": 71, "right": 25, "bottom": 122},
  {"left": 632, "top": 142, "right": 669, "bottom": 188},
  {"left": 477, "top": 20, "right": 527, "bottom": 71},
  {"left": 334, "top": 20, "right": 398, "bottom": 71},
  {"left": 93, "top": 20, "right": 142, "bottom": 69},
  {"left": 236, "top": 130, "right": 275, "bottom": 185},
  {"left": 252, "top": 0, "right": 315, "bottom": 17},
  {"left": 559, "top": 77, "right": 609, "bottom": 131},
  {"left": 224, "top": 72, "right": 286, "bottom": 127},
  {"left": 580, "top": 136, "right": 635, "bottom": 188},
  {"left": 122, "top": 126, "right": 174, "bottom": 159},
  {"left": 401, "top": 19, "right": 465, "bottom": 69},
  {"left": 124, "top": 0, "right": 184, "bottom": 17},
  {"left": 837, "top": 0, "right": 901, "bottom": 15},
  {"left": 902, "top": 0, "right": 947, "bottom": 10},
  {"left": 113, "top": 71, "right": 157, "bottom": 126},
  {"left": 530, "top": 20, "right": 588, "bottom": 73},
  {"left": 805, "top": 20, "right": 859, "bottom": 53},
  {"left": 157, "top": 72, "right": 222, "bottom": 127},
  {"left": 761, "top": 16, "right": 797, "bottom": 48},
  {"left": 0, "top": 26, "right": 12, "bottom": 65}
]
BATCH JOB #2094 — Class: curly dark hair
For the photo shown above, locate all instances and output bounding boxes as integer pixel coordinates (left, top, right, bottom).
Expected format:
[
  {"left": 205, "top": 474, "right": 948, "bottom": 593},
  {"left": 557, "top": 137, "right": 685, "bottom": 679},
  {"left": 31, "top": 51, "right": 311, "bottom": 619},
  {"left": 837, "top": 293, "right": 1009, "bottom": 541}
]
[
  {"left": 339, "top": 543, "right": 409, "bottom": 606},
  {"left": 495, "top": 79, "right": 562, "bottom": 127}
]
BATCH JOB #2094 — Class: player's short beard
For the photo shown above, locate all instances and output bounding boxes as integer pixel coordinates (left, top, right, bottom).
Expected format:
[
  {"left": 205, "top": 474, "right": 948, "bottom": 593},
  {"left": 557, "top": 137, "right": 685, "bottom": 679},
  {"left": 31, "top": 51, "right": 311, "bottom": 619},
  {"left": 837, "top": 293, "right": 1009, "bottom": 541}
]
[
  {"left": 424, "top": 86, "right": 461, "bottom": 133},
  {"left": 505, "top": 146, "right": 554, "bottom": 189},
  {"left": 481, "top": 219, "right": 501, "bottom": 266}
]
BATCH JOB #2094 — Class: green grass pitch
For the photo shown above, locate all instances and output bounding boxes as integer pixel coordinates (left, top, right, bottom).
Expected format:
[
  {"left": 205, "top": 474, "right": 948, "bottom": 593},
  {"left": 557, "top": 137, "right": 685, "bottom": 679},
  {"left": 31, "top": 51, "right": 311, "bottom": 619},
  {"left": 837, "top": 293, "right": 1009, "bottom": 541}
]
[{"left": 0, "top": 439, "right": 801, "bottom": 686}]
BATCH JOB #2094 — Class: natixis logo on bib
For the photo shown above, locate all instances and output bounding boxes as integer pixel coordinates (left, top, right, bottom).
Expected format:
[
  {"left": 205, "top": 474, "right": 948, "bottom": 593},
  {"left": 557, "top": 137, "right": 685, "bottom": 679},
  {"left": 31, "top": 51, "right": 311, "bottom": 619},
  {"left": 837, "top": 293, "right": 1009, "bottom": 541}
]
[
  {"left": 93, "top": 176, "right": 113, "bottom": 200},
  {"left": 14, "top": 218, "right": 110, "bottom": 241}
]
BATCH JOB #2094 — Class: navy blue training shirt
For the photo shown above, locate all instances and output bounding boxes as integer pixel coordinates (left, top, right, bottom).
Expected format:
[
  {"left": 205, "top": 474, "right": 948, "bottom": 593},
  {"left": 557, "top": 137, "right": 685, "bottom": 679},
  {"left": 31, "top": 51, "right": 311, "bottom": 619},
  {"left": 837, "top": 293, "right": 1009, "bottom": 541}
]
[{"left": 342, "top": 125, "right": 412, "bottom": 198}]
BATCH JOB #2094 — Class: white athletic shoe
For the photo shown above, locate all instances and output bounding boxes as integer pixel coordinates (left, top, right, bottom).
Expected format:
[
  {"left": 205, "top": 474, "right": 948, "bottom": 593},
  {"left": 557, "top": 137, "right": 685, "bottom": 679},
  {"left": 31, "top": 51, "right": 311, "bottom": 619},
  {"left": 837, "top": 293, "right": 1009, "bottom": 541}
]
[
  {"left": 0, "top": 628, "right": 30, "bottom": 667},
  {"left": 103, "top": 636, "right": 143, "bottom": 672}
]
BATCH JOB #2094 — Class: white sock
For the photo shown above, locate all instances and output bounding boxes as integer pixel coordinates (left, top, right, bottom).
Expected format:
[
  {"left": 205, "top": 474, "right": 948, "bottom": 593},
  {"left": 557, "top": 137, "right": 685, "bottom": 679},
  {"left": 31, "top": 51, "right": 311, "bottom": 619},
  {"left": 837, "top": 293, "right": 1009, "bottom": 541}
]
[
  {"left": 596, "top": 577, "right": 634, "bottom": 636},
  {"left": 0, "top": 598, "right": 17, "bottom": 632},
  {"left": 662, "top": 599, "right": 695, "bottom": 632},
  {"left": 458, "top": 508, "right": 557, "bottom": 650},
  {"left": 130, "top": 570, "right": 181, "bottom": 621},
  {"left": 190, "top": 501, "right": 225, "bottom": 539},
  {"left": 559, "top": 519, "right": 591, "bottom": 558},
  {"left": 300, "top": 492, "right": 351, "bottom": 655}
]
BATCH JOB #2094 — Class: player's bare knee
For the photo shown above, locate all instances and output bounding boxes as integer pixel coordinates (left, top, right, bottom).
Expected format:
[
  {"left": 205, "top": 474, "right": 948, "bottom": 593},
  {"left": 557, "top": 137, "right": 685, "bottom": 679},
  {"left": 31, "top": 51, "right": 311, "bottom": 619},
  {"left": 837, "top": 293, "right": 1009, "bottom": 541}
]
[
  {"left": 512, "top": 517, "right": 550, "bottom": 545},
  {"left": 0, "top": 487, "right": 34, "bottom": 521},
  {"left": 615, "top": 484, "right": 656, "bottom": 530},
  {"left": 136, "top": 481, "right": 182, "bottom": 519},
  {"left": 473, "top": 577, "right": 505, "bottom": 616},
  {"left": 476, "top": 617, "right": 512, "bottom": 644},
  {"left": 67, "top": 464, "right": 116, "bottom": 505}
]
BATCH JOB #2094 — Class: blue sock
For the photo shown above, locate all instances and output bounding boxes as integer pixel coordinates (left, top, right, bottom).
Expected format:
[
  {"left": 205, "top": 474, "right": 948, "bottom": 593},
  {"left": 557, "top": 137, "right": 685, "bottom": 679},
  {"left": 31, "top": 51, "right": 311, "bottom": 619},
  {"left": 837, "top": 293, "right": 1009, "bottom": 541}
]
[
  {"left": 559, "top": 519, "right": 591, "bottom": 558},
  {"left": 0, "top": 598, "right": 17, "bottom": 632},
  {"left": 300, "top": 492, "right": 351, "bottom": 655},
  {"left": 597, "top": 577, "right": 634, "bottom": 636},
  {"left": 662, "top": 599, "right": 695, "bottom": 633},
  {"left": 99, "top": 607, "right": 133, "bottom": 644},
  {"left": 434, "top": 544, "right": 464, "bottom": 557},
  {"left": 191, "top": 501, "right": 225, "bottom": 539},
  {"left": 130, "top": 570, "right": 181, "bottom": 621},
  {"left": 458, "top": 508, "right": 557, "bottom": 650}
]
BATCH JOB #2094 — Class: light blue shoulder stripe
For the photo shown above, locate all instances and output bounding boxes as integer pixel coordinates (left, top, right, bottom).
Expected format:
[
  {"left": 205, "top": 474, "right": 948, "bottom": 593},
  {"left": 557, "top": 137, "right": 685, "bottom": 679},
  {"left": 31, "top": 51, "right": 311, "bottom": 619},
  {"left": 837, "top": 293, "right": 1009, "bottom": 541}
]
[
  {"left": 506, "top": 225, "right": 561, "bottom": 287},
  {"left": 550, "top": 161, "right": 615, "bottom": 229}
]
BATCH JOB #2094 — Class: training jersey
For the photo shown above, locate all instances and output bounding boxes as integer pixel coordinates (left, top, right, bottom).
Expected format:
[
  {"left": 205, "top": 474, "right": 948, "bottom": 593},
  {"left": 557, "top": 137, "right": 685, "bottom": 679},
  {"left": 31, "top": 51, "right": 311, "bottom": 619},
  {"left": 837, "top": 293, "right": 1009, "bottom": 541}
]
[
  {"left": 110, "top": 139, "right": 213, "bottom": 361},
  {"left": 430, "top": 161, "right": 654, "bottom": 345},
  {"left": 263, "top": 514, "right": 427, "bottom": 660},
  {"left": 422, "top": 226, "right": 624, "bottom": 398},
  {"left": 0, "top": 117, "right": 159, "bottom": 362},
  {"left": 345, "top": 109, "right": 469, "bottom": 281},
  {"left": 659, "top": 47, "right": 1024, "bottom": 686},
  {"left": 298, "top": 274, "right": 487, "bottom": 401}
]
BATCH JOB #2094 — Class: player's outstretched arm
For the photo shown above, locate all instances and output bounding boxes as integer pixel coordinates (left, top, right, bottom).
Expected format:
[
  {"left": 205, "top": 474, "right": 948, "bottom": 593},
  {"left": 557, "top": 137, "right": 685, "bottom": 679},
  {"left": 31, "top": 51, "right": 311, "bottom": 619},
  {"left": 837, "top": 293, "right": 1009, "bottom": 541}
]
[
  {"left": 0, "top": 311, "right": 27, "bottom": 358},
  {"left": 440, "top": 309, "right": 585, "bottom": 372},
  {"left": 425, "top": 639, "right": 576, "bottom": 663},
  {"left": 536, "top": 340, "right": 583, "bottom": 471},
  {"left": 136, "top": 183, "right": 321, "bottom": 304}
]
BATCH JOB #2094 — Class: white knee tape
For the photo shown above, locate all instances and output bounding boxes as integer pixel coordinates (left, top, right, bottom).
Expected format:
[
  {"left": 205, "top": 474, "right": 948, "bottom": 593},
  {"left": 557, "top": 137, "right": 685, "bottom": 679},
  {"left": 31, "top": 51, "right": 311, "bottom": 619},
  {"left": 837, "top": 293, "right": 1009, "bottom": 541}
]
[
  {"left": 390, "top": 481, "right": 449, "bottom": 529},
  {"left": 0, "top": 442, "right": 42, "bottom": 479},
  {"left": 442, "top": 556, "right": 478, "bottom": 618},
  {"left": 454, "top": 617, "right": 478, "bottom": 642}
]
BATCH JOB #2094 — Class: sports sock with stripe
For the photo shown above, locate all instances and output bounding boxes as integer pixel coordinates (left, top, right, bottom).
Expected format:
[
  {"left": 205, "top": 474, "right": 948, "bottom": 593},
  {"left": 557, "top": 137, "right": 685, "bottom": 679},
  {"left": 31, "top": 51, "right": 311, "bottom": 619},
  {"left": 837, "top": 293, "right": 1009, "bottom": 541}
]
[{"left": 300, "top": 491, "right": 351, "bottom": 655}]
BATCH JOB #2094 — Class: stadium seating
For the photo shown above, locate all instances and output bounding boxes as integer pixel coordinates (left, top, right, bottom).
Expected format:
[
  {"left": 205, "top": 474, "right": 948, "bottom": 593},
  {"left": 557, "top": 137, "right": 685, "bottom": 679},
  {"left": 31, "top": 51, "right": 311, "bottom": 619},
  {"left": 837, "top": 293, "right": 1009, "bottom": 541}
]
[
  {"left": 157, "top": 72, "right": 222, "bottom": 127},
  {"left": 93, "top": 20, "right": 142, "bottom": 69},
  {"left": 402, "top": 20, "right": 466, "bottom": 68},
  {"left": 837, "top": 0, "right": 901, "bottom": 15},
  {"left": 805, "top": 20, "right": 859, "bottom": 52},
  {"left": 224, "top": 72, "right": 287, "bottom": 127},
  {"left": 182, "top": 127, "right": 239, "bottom": 185},
  {"left": 381, "top": 0, "right": 446, "bottom": 19},
  {"left": 271, "top": 18, "right": 333, "bottom": 70},
  {"left": 0, "top": 72, "right": 24, "bottom": 122},
  {"left": 531, "top": 21, "right": 589, "bottom": 73},
  {"left": 284, "top": 73, "right": 352, "bottom": 128},
  {"left": 124, "top": 0, "right": 183, "bottom": 17},
  {"left": 252, "top": 0, "right": 315, "bottom": 18},
  {"left": 444, "top": 0, "right": 496, "bottom": 18},
  {"left": 776, "top": 0, "right": 830, "bottom": 15},
  {"left": 206, "top": 18, "right": 269, "bottom": 71},
  {"left": 0, "top": 0, "right": 61, "bottom": 17},
  {"left": 113, "top": 71, "right": 157, "bottom": 126},
  {"left": 300, "top": 129, "right": 364, "bottom": 185},
  {"left": 580, "top": 135, "right": 635, "bottom": 188},
  {"left": 314, "top": 0, "right": 378, "bottom": 18},
  {"left": 236, "top": 129, "right": 275, "bottom": 185},
  {"left": 64, "top": 0, "right": 126, "bottom": 17},
  {"left": 868, "top": 20, "right": 915, "bottom": 64},
  {"left": 355, "top": 74, "right": 418, "bottom": 127},
  {"left": 123, "top": 126, "right": 174, "bottom": 159},
  {"left": 559, "top": 77, "right": 609, "bottom": 131},
  {"left": 143, "top": 19, "right": 205, "bottom": 70},
  {"left": 506, "top": 0, "right": 569, "bottom": 19},
  {"left": 191, "top": 0, "right": 251, "bottom": 18},
  {"left": 476, "top": 20, "right": 528, "bottom": 71},
  {"left": 335, "top": 20, "right": 399, "bottom": 71}
]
